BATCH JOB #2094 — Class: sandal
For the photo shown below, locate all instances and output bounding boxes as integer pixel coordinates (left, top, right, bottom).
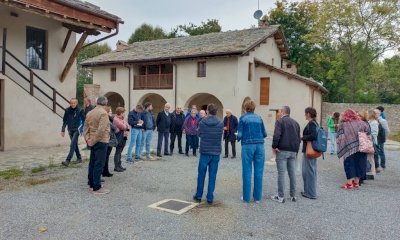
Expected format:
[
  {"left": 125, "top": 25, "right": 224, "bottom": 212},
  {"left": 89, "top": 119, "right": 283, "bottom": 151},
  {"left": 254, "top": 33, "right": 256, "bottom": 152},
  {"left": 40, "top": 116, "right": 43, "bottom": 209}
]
[{"left": 341, "top": 183, "right": 353, "bottom": 189}]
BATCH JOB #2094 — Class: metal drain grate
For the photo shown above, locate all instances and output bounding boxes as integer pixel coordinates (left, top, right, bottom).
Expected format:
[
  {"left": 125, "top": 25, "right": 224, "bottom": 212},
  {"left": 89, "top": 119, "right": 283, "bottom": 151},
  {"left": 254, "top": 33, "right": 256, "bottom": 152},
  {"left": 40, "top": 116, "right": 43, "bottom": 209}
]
[{"left": 148, "top": 199, "right": 199, "bottom": 215}]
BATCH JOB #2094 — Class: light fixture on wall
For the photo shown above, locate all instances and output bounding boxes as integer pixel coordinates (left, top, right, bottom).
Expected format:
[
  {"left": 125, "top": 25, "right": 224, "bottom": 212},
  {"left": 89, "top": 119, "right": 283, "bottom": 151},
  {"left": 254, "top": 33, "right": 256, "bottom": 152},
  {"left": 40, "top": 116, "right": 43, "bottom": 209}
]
[{"left": 10, "top": 12, "right": 19, "bottom": 17}]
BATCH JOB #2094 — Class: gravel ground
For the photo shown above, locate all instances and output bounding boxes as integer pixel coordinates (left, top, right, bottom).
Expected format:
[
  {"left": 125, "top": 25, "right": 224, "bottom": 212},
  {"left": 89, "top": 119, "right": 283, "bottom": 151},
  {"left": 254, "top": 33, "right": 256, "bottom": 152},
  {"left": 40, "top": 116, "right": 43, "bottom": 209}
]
[{"left": 0, "top": 138, "right": 399, "bottom": 240}]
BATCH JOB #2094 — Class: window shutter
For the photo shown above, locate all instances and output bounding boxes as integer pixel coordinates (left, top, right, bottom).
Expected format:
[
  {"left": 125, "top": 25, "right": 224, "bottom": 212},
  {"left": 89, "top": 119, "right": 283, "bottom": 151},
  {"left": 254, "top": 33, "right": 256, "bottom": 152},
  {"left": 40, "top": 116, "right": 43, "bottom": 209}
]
[{"left": 260, "top": 77, "right": 270, "bottom": 105}]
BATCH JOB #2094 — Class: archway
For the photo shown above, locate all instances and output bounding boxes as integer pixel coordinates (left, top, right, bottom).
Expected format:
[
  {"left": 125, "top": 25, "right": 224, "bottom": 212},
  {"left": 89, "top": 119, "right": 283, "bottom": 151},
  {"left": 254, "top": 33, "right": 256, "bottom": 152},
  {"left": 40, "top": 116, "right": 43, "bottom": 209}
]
[
  {"left": 185, "top": 93, "right": 224, "bottom": 119},
  {"left": 241, "top": 97, "right": 251, "bottom": 114},
  {"left": 138, "top": 93, "right": 167, "bottom": 116},
  {"left": 104, "top": 92, "right": 125, "bottom": 113}
]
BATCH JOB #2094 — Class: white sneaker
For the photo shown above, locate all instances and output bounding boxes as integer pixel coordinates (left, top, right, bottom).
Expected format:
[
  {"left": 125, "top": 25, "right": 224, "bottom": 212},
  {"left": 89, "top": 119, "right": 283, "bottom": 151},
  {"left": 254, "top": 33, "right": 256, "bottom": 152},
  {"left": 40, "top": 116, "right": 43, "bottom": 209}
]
[{"left": 271, "top": 195, "right": 285, "bottom": 203}]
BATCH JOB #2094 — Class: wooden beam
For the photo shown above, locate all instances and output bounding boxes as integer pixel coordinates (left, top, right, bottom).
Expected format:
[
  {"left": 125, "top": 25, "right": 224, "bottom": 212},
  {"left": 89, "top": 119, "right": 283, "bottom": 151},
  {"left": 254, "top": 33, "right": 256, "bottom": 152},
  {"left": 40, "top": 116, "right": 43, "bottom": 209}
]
[
  {"left": 61, "top": 29, "right": 72, "bottom": 53},
  {"left": 60, "top": 32, "right": 88, "bottom": 82},
  {"left": 62, "top": 23, "right": 100, "bottom": 35},
  {"left": 275, "top": 39, "right": 283, "bottom": 44}
]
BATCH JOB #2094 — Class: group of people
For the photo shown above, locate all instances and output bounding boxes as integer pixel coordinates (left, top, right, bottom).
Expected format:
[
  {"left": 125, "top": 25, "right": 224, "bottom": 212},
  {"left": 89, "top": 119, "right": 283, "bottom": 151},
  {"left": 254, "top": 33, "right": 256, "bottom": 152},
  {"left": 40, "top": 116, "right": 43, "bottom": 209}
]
[
  {"left": 328, "top": 106, "right": 389, "bottom": 189},
  {"left": 60, "top": 96, "right": 390, "bottom": 201}
]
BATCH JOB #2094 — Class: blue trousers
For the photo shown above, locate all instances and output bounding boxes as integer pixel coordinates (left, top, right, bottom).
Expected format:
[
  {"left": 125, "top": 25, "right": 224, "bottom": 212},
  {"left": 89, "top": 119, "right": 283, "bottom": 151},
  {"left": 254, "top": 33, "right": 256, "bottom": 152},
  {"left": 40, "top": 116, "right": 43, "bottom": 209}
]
[
  {"left": 375, "top": 143, "right": 386, "bottom": 168},
  {"left": 241, "top": 143, "right": 265, "bottom": 202},
  {"left": 344, "top": 152, "right": 367, "bottom": 180},
  {"left": 88, "top": 142, "right": 107, "bottom": 191},
  {"left": 194, "top": 154, "right": 220, "bottom": 202},
  {"left": 126, "top": 128, "right": 143, "bottom": 160},
  {"left": 66, "top": 130, "right": 81, "bottom": 161}
]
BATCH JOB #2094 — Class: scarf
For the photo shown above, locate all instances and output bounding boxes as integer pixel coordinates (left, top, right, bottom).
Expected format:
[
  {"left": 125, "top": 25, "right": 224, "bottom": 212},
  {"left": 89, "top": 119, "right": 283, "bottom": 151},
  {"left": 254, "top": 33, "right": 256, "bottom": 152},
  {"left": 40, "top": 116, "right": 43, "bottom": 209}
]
[{"left": 336, "top": 120, "right": 368, "bottom": 159}]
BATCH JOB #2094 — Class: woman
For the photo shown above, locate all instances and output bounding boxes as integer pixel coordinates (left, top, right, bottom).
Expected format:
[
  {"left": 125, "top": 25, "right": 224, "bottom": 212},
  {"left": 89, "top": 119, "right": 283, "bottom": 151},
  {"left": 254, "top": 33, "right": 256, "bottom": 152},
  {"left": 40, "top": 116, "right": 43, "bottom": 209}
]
[
  {"left": 102, "top": 106, "right": 118, "bottom": 177},
  {"left": 366, "top": 110, "right": 379, "bottom": 180},
  {"left": 327, "top": 112, "right": 340, "bottom": 155},
  {"left": 301, "top": 107, "right": 319, "bottom": 199},
  {"left": 237, "top": 100, "right": 267, "bottom": 203},
  {"left": 183, "top": 110, "right": 200, "bottom": 156},
  {"left": 337, "top": 109, "right": 370, "bottom": 189},
  {"left": 113, "top": 107, "right": 129, "bottom": 172}
]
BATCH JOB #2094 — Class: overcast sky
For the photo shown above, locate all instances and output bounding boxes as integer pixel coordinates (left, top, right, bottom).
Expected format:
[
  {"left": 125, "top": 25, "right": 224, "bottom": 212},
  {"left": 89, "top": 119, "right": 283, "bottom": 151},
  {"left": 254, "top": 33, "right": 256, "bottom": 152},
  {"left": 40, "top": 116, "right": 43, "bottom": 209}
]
[{"left": 87, "top": 0, "right": 285, "bottom": 48}]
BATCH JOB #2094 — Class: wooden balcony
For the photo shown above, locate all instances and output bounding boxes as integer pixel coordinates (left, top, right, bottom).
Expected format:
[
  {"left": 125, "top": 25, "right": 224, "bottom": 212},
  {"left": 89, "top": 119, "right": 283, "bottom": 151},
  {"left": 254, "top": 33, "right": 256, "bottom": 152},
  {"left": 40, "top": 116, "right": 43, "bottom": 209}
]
[{"left": 133, "top": 73, "right": 173, "bottom": 89}]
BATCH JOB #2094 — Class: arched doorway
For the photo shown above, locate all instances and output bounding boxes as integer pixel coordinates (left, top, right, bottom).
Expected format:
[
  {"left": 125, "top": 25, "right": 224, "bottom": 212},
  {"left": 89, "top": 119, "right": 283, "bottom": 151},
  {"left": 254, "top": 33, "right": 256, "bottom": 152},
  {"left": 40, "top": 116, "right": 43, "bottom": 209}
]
[
  {"left": 185, "top": 93, "right": 224, "bottom": 119},
  {"left": 138, "top": 93, "right": 167, "bottom": 116},
  {"left": 104, "top": 92, "right": 125, "bottom": 113},
  {"left": 241, "top": 97, "right": 251, "bottom": 114}
]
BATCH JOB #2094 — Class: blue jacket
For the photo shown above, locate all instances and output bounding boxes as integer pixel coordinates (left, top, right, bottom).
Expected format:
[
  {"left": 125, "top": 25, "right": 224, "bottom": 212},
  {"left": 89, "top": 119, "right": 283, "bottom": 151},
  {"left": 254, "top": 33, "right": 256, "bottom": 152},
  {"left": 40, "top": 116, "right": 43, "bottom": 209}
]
[
  {"left": 142, "top": 110, "right": 155, "bottom": 130},
  {"left": 62, "top": 107, "right": 84, "bottom": 132},
  {"left": 198, "top": 115, "right": 224, "bottom": 155},
  {"left": 237, "top": 112, "right": 267, "bottom": 145},
  {"left": 128, "top": 110, "right": 144, "bottom": 129}
]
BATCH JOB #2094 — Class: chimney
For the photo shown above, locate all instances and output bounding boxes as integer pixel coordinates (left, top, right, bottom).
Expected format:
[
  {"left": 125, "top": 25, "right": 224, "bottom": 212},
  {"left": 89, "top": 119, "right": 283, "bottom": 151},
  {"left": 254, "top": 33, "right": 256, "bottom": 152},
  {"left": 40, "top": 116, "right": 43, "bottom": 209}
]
[
  {"left": 258, "top": 19, "right": 269, "bottom": 28},
  {"left": 116, "top": 40, "right": 129, "bottom": 51},
  {"left": 282, "top": 60, "right": 297, "bottom": 74}
]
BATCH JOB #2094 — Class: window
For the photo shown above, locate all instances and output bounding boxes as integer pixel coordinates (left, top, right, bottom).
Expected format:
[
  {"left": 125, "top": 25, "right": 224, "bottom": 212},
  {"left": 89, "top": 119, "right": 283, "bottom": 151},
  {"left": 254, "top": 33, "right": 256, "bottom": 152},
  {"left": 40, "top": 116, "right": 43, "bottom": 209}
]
[
  {"left": 248, "top": 62, "right": 253, "bottom": 81},
  {"left": 260, "top": 77, "right": 270, "bottom": 105},
  {"left": 26, "top": 26, "right": 47, "bottom": 70},
  {"left": 197, "top": 61, "right": 206, "bottom": 77},
  {"left": 110, "top": 68, "right": 116, "bottom": 81}
]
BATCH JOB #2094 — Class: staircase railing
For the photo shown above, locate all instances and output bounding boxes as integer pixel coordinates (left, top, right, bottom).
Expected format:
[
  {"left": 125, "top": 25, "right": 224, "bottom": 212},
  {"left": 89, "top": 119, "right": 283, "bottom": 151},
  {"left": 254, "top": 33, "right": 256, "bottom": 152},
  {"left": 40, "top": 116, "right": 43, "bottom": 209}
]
[{"left": 1, "top": 30, "right": 70, "bottom": 118}]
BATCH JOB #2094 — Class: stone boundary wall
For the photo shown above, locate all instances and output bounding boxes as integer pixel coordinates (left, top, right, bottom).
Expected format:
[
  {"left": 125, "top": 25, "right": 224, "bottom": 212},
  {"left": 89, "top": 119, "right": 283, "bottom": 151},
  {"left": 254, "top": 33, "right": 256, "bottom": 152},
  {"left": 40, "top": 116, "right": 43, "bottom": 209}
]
[{"left": 322, "top": 102, "right": 400, "bottom": 134}]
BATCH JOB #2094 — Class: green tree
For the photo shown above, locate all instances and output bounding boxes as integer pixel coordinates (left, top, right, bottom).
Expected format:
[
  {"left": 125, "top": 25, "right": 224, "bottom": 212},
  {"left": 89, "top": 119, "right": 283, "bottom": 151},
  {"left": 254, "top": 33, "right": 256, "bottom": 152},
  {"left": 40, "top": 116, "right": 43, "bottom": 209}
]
[
  {"left": 76, "top": 43, "right": 111, "bottom": 105},
  {"left": 310, "top": 0, "right": 400, "bottom": 102},
  {"left": 175, "top": 19, "right": 221, "bottom": 36},
  {"left": 127, "top": 23, "right": 167, "bottom": 44}
]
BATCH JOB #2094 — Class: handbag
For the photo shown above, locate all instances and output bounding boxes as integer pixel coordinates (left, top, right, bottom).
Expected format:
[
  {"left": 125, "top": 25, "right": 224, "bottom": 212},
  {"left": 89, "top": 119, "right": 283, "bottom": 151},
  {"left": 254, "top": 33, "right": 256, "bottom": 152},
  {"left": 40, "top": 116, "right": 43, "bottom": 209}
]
[
  {"left": 358, "top": 132, "right": 374, "bottom": 153},
  {"left": 115, "top": 131, "right": 124, "bottom": 147},
  {"left": 306, "top": 141, "right": 321, "bottom": 158}
]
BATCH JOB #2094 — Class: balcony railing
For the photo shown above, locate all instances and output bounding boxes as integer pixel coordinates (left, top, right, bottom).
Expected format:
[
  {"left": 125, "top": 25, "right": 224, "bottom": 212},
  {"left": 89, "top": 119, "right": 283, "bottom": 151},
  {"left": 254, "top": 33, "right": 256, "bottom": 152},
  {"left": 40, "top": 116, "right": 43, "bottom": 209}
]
[{"left": 134, "top": 73, "right": 173, "bottom": 89}]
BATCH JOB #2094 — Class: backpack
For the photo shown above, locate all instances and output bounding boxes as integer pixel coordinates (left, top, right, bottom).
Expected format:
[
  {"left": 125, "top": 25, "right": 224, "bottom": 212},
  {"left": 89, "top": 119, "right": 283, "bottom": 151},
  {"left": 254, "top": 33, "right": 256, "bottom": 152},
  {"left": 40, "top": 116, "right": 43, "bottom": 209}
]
[
  {"left": 377, "top": 122, "right": 386, "bottom": 144},
  {"left": 311, "top": 121, "right": 328, "bottom": 153}
]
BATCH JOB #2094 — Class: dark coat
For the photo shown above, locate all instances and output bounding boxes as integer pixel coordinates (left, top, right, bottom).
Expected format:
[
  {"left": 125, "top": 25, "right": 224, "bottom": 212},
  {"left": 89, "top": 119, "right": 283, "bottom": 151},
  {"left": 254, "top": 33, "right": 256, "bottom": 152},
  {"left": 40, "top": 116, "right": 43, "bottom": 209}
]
[
  {"left": 170, "top": 111, "right": 185, "bottom": 133},
  {"left": 272, "top": 115, "right": 301, "bottom": 152},
  {"left": 223, "top": 115, "right": 238, "bottom": 141},
  {"left": 62, "top": 107, "right": 84, "bottom": 132},
  {"left": 128, "top": 110, "right": 144, "bottom": 129},
  {"left": 199, "top": 115, "right": 224, "bottom": 155},
  {"left": 156, "top": 111, "right": 172, "bottom": 133},
  {"left": 301, "top": 119, "right": 318, "bottom": 153},
  {"left": 84, "top": 105, "right": 95, "bottom": 117}
]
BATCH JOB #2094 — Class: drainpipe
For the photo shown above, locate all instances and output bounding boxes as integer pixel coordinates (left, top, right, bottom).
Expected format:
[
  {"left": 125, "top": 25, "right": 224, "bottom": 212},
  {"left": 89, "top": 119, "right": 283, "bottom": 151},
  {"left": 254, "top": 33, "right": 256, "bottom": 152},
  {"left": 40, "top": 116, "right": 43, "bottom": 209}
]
[
  {"left": 173, "top": 60, "right": 177, "bottom": 107},
  {"left": 123, "top": 63, "right": 131, "bottom": 111}
]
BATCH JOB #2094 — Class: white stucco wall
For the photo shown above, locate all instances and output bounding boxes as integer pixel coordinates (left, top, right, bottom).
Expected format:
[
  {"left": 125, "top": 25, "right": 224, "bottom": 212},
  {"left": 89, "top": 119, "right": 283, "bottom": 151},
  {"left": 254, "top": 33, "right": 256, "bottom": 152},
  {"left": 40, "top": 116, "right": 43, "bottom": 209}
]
[
  {"left": 3, "top": 76, "right": 69, "bottom": 149},
  {"left": 1, "top": 5, "right": 79, "bottom": 150}
]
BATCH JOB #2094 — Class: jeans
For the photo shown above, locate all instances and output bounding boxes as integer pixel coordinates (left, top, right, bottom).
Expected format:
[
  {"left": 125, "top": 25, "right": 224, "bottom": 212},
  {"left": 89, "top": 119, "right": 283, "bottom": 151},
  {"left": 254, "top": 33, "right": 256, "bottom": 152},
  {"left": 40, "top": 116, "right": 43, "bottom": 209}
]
[
  {"left": 224, "top": 139, "right": 236, "bottom": 157},
  {"left": 102, "top": 146, "right": 113, "bottom": 175},
  {"left": 276, "top": 151, "right": 297, "bottom": 198},
  {"left": 141, "top": 130, "right": 153, "bottom": 157},
  {"left": 157, "top": 131, "right": 170, "bottom": 155},
  {"left": 126, "top": 128, "right": 143, "bottom": 160},
  {"left": 186, "top": 135, "right": 198, "bottom": 154},
  {"left": 194, "top": 154, "right": 220, "bottom": 202},
  {"left": 328, "top": 132, "right": 337, "bottom": 154},
  {"left": 302, "top": 154, "right": 317, "bottom": 199},
  {"left": 88, "top": 142, "right": 107, "bottom": 191},
  {"left": 241, "top": 143, "right": 265, "bottom": 202},
  {"left": 170, "top": 131, "right": 183, "bottom": 153},
  {"left": 375, "top": 143, "right": 386, "bottom": 168},
  {"left": 66, "top": 130, "right": 81, "bottom": 161},
  {"left": 344, "top": 152, "right": 367, "bottom": 179}
]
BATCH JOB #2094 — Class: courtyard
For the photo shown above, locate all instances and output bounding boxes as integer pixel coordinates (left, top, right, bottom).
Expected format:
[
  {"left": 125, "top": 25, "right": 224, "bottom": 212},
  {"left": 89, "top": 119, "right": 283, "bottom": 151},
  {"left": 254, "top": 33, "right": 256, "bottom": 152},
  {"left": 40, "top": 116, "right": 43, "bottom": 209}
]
[{"left": 0, "top": 138, "right": 399, "bottom": 240}]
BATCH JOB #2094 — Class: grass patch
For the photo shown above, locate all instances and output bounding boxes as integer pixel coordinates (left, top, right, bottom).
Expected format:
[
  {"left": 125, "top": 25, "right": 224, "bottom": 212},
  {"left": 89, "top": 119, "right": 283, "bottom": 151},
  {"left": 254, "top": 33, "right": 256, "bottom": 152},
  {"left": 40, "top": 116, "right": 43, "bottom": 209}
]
[
  {"left": 389, "top": 132, "right": 400, "bottom": 142},
  {"left": 25, "top": 176, "right": 63, "bottom": 186},
  {"left": 0, "top": 168, "right": 24, "bottom": 179},
  {"left": 31, "top": 165, "right": 47, "bottom": 173}
]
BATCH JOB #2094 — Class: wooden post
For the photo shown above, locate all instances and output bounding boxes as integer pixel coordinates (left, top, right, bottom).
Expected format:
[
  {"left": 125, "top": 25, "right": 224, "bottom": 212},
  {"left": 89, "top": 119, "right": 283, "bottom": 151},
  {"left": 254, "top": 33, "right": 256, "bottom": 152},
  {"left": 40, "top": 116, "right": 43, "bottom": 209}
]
[
  {"left": 52, "top": 88, "right": 57, "bottom": 113},
  {"left": 60, "top": 32, "right": 88, "bottom": 82},
  {"left": 61, "top": 29, "right": 72, "bottom": 53},
  {"left": 1, "top": 28, "right": 6, "bottom": 75},
  {"left": 29, "top": 70, "right": 34, "bottom": 95}
]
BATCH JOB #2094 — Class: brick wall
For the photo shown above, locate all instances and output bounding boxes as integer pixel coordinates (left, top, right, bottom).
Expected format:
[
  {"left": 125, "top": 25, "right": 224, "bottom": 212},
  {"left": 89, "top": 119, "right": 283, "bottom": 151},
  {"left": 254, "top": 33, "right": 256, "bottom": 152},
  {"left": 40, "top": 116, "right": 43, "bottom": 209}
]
[{"left": 321, "top": 102, "right": 400, "bottom": 134}]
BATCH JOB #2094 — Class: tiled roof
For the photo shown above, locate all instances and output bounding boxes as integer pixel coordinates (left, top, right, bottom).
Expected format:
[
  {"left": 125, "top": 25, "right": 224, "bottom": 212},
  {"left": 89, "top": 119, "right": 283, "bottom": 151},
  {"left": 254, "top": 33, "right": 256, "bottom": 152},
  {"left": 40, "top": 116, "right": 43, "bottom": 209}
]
[
  {"left": 82, "top": 25, "right": 283, "bottom": 66},
  {"left": 254, "top": 59, "right": 329, "bottom": 94},
  {"left": 56, "top": 0, "right": 123, "bottom": 23}
]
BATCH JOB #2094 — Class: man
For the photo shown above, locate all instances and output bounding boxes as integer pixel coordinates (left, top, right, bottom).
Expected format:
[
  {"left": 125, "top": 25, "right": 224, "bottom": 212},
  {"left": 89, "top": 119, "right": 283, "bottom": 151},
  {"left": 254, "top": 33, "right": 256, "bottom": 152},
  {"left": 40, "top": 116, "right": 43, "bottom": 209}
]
[
  {"left": 223, "top": 109, "right": 238, "bottom": 159},
  {"left": 186, "top": 104, "right": 200, "bottom": 119},
  {"left": 170, "top": 105, "right": 185, "bottom": 155},
  {"left": 84, "top": 97, "right": 95, "bottom": 117},
  {"left": 199, "top": 110, "right": 206, "bottom": 121},
  {"left": 83, "top": 96, "right": 111, "bottom": 194},
  {"left": 374, "top": 109, "right": 390, "bottom": 172},
  {"left": 141, "top": 102, "right": 155, "bottom": 160},
  {"left": 156, "top": 103, "right": 172, "bottom": 157},
  {"left": 127, "top": 105, "right": 144, "bottom": 162},
  {"left": 61, "top": 98, "right": 85, "bottom": 166},
  {"left": 377, "top": 106, "right": 386, "bottom": 119},
  {"left": 193, "top": 104, "right": 224, "bottom": 204},
  {"left": 271, "top": 106, "right": 301, "bottom": 203}
]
